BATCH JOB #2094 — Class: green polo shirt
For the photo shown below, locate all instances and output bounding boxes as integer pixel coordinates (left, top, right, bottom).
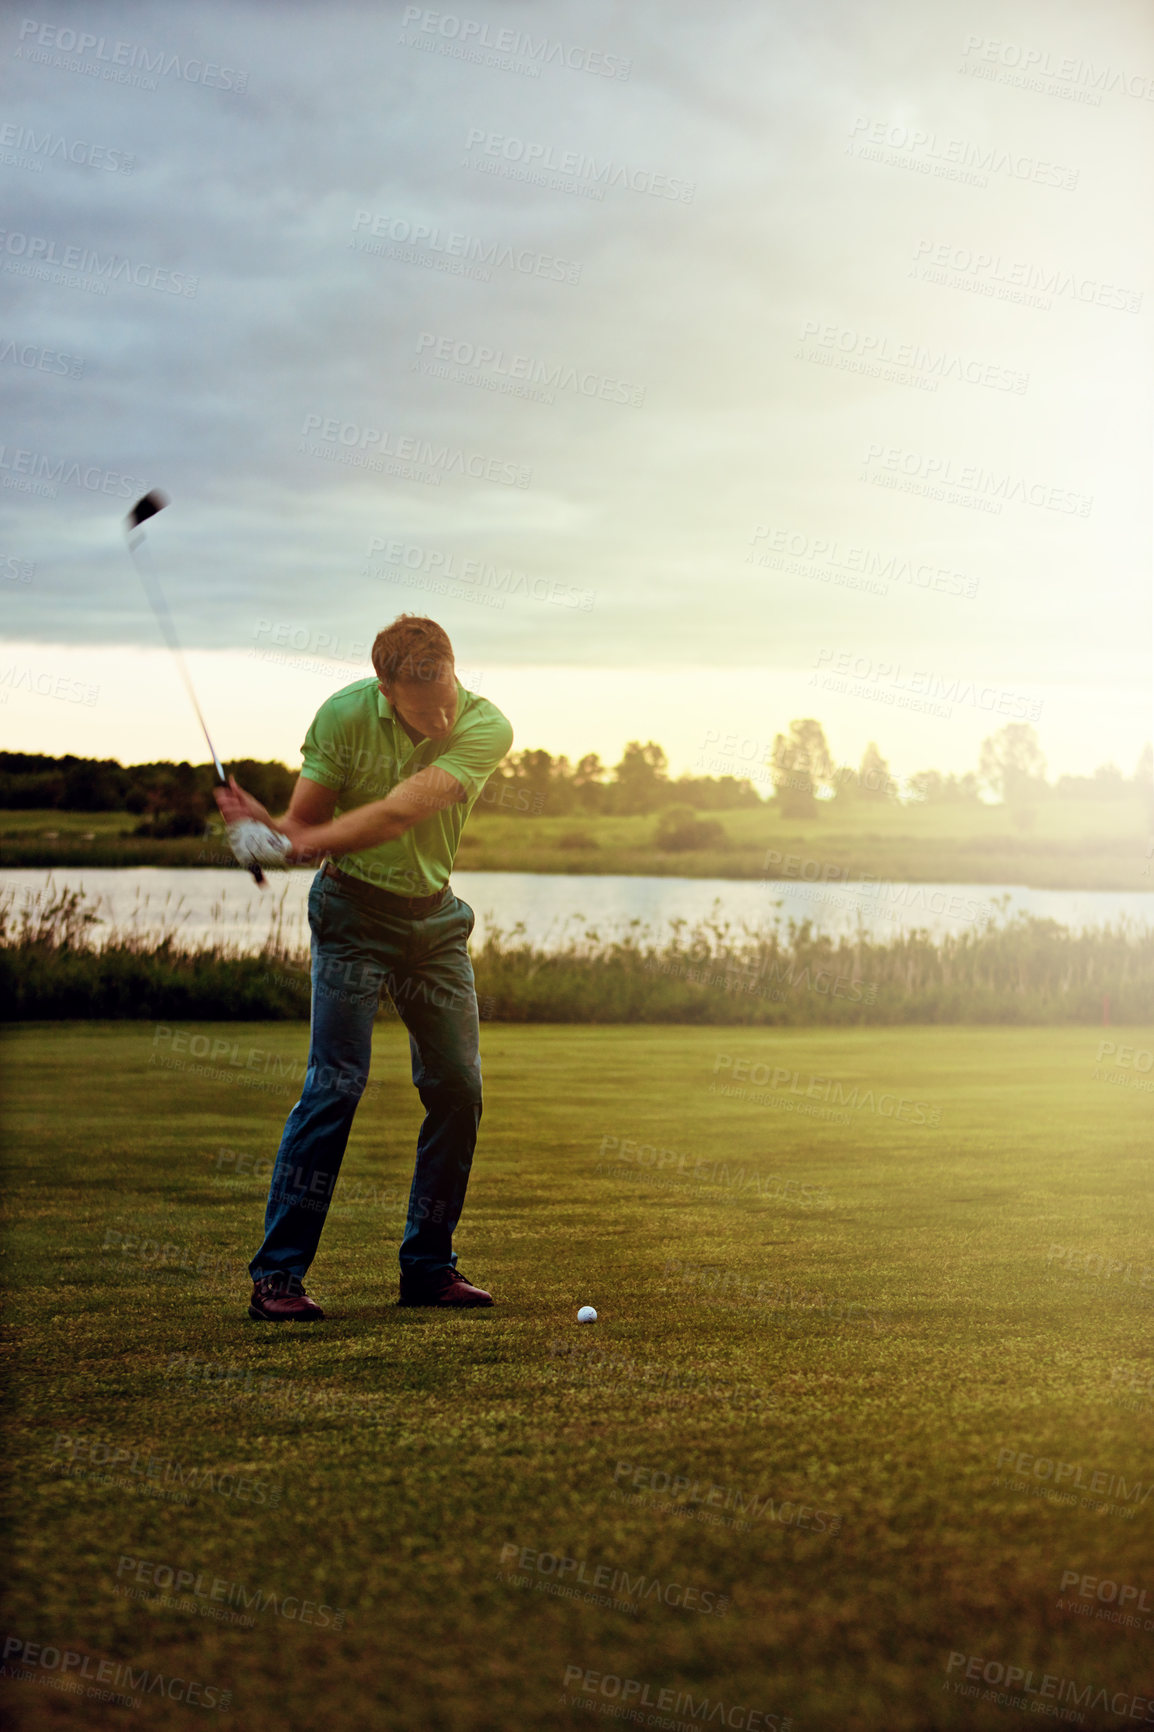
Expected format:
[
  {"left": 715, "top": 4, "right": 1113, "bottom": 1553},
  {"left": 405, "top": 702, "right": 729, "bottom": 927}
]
[{"left": 299, "top": 676, "right": 513, "bottom": 895}]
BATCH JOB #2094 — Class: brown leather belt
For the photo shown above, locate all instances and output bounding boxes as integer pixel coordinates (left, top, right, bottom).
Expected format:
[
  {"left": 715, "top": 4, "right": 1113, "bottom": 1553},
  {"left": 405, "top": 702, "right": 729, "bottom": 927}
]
[{"left": 322, "top": 861, "right": 450, "bottom": 920}]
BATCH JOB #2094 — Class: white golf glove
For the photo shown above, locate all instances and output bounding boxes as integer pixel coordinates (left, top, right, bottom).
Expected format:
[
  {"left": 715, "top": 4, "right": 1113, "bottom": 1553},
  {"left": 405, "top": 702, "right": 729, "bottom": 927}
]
[{"left": 227, "top": 818, "right": 293, "bottom": 870}]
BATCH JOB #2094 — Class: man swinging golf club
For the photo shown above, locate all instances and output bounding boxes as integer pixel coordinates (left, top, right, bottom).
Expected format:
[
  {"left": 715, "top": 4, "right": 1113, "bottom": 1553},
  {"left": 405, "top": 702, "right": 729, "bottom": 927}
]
[{"left": 214, "top": 615, "right": 513, "bottom": 1320}]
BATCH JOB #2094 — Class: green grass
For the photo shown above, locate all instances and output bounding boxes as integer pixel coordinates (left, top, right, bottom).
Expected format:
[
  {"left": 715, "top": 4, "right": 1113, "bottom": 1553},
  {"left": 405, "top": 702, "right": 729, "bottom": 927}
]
[
  {"left": 2, "top": 1023, "right": 1153, "bottom": 1730},
  {"left": 460, "top": 794, "right": 1152, "bottom": 891},
  {"left": 0, "top": 809, "right": 133, "bottom": 836},
  {"left": 2, "top": 793, "right": 1151, "bottom": 887}
]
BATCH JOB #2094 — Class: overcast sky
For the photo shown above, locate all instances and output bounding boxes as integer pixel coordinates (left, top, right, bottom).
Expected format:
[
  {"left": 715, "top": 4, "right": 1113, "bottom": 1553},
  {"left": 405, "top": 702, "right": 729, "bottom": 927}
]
[{"left": 2, "top": 0, "right": 1151, "bottom": 783}]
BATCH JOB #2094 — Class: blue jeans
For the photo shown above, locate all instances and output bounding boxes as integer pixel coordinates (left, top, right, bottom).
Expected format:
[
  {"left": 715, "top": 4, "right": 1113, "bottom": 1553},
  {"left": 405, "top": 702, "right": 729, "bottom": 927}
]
[{"left": 249, "top": 867, "right": 482, "bottom": 1285}]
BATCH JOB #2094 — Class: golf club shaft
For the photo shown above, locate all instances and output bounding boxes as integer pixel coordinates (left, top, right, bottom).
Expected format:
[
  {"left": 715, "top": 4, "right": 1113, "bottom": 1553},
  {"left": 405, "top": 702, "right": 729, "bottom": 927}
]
[
  {"left": 126, "top": 523, "right": 265, "bottom": 887},
  {"left": 127, "top": 532, "right": 226, "bottom": 781}
]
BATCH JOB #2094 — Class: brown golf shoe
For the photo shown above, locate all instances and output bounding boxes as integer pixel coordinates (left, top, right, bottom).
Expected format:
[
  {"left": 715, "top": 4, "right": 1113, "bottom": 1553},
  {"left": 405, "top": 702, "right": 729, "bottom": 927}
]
[
  {"left": 397, "top": 1268, "right": 494, "bottom": 1308},
  {"left": 248, "top": 1273, "right": 325, "bottom": 1322}
]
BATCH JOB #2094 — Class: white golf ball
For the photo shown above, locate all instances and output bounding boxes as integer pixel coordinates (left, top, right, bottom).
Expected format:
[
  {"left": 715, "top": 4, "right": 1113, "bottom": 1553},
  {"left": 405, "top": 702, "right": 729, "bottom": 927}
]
[{"left": 577, "top": 1306, "right": 598, "bottom": 1324}]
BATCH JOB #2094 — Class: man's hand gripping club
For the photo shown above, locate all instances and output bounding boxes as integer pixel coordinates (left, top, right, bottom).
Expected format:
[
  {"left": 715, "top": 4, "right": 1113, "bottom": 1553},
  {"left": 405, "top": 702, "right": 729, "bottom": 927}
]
[{"left": 213, "top": 764, "right": 468, "bottom": 867}]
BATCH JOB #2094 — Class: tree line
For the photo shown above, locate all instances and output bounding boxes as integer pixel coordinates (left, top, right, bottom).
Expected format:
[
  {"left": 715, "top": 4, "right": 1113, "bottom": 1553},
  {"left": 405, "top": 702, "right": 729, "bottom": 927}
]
[
  {"left": 0, "top": 745, "right": 760, "bottom": 836},
  {"left": 766, "top": 722, "right": 1151, "bottom": 817},
  {"left": 1, "top": 724, "right": 1149, "bottom": 834}
]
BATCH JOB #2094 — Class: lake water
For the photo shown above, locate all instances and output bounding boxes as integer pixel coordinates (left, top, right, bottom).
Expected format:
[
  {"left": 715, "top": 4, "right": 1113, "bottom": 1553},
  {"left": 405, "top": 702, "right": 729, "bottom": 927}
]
[{"left": 3, "top": 867, "right": 1152, "bottom": 955}]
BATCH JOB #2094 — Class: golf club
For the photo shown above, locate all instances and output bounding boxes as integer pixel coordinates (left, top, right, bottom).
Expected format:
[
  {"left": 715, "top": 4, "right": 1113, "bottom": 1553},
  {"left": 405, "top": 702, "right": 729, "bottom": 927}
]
[{"left": 123, "top": 489, "right": 267, "bottom": 887}]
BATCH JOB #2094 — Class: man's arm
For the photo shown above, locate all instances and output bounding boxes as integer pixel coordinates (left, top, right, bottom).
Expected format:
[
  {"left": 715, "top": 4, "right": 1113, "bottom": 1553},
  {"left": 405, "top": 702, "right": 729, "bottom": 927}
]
[
  {"left": 284, "top": 764, "right": 465, "bottom": 859},
  {"left": 214, "top": 767, "right": 464, "bottom": 861},
  {"left": 214, "top": 774, "right": 338, "bottom": 833}
]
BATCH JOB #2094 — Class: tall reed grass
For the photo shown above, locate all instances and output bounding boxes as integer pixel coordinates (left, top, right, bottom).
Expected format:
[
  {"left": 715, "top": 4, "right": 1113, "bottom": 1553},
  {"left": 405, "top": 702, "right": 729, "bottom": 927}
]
[{"left": 3, "top": 884, "right": 1150, "bottom": 1024}]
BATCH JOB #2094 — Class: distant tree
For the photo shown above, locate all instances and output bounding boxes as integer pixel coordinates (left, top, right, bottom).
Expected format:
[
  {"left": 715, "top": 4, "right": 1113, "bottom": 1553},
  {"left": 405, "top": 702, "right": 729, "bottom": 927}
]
[
  {"left": 1053, "top": 763, "right": 1137, "bottom": 800},
  {"left": 471, "top": 742, "right": 758, "bottom": 821},
  {"left": 0, "top": 768, "right": 65, "bottom": 808},
  {"left": 0, "top": 752, "right": 63, "bottom": 775},
  {"left": 513, "top": 748, "right": 561, "bottom": 810},
  {"left": 225, "top": 760, "right": 296, "bottom": 814},
  {"left": 572, "top": 753, "right": 608, "bottom": 814},
  {"left": 669, "top": 772, "right": 761, "bottom": 811},
  {"left": 905, "top": 770, "right": 980, "bottom": 804},
  {"left": 473, "top": 747, "right": 564, "bottom": 817},
  {"left": 61, "top": 760, "right": 128, "bottom": 811},
  {"left": 978, "top": 723, "right": 1047, "bottom": 804},
  {"left": 131, "top": 760, "right": 207, "bottom": 839},
  {"left": 0, "top": 752, "right": 302, "bottom": 818},
  {"left": 835, "top": 741, "right": 898, "bottom": 803},
  {"left": 611, "top": 741, "right": 669, "bottom": 816},
  {"left": 769, "top": 719, "right": 833, "bottom": 818},
  {"left": 859, "top": 742, "right": 897, "bottom": 801}
]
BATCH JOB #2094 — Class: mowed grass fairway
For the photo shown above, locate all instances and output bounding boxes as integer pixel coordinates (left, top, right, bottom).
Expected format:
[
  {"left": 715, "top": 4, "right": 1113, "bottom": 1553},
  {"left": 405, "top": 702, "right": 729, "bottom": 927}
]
[{"left": 2, "top": 1022, "right": 1152, "bottom": 1732}]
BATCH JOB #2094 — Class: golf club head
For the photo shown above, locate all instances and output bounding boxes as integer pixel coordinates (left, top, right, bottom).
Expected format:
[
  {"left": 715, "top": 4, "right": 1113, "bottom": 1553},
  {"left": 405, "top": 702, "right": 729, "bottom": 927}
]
[
  {"left": 122, "top": 489, "right": 264, "bottom": 886},
  {"left": 125, "top": 489, "right": 170, "bottom": 533}
]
